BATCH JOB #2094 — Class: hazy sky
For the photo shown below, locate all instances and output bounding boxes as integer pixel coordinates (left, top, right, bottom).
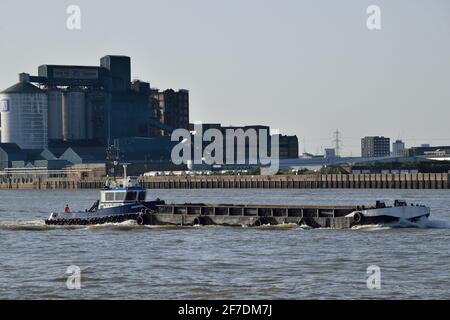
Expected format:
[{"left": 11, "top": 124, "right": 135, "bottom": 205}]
[{"left": 0, "top": 0, "right": 449, "bottom": 155}]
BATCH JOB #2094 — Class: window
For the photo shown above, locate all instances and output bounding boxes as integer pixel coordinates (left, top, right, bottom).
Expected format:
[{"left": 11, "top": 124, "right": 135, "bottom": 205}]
[
  {"left": 105, "top": 192, "right": 114, "bottom": 201},
  {"left": 125, "top": 191, "right": 137, "bottom": 201},
  {"left": 114, "top": 192, "right": 126, "bottom": 201},
  {"left": 138, "top": 192, "right": 146, "bottom": 201}
]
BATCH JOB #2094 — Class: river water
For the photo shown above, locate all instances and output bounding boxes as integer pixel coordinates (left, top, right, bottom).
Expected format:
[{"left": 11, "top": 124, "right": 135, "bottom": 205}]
[{"left": 0, "top": 189, "right": 449, "bottom": 300}]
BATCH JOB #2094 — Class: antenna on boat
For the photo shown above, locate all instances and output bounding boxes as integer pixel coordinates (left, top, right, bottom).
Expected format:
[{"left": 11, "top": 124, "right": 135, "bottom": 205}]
[{"left": 122, "top": 163, "right": 131, "bottom": 180}]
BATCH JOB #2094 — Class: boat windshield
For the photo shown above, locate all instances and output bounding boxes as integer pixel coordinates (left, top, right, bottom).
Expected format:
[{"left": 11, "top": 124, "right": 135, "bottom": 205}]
[
  {"left": 125, "top": 191, "right": 137, "bottom": 201},
  {"left": 115, "top": 192, "right": 126, "bottom": 201},
  {"left": 124, "top": 191, "right": 146, "bottom": 201},
  {"left": 105, "top": 192, "right": 114, "bottom": 201},
  {"left": 102, "top": 190, "right": 146, "bottom": 202}
]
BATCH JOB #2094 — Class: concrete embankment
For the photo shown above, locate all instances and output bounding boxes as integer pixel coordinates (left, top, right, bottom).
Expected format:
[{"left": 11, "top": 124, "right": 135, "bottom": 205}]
[
  {"left": 0, "top": 173, "right": 448, "bottom": 190},
  {"left": 141, "top": 173, "right": 449, "bottom": 189}
]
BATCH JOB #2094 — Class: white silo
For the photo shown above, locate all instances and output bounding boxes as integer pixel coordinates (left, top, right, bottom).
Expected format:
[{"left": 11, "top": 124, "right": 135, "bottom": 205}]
[
  {"left": 47, "top": 88, "right": 63, "bottom": 141},
  {"left": 0, "top": 81, "right": 48, "bottom": 149},
  {"left": 62, "top": 88, "right": 86, "bottom": 141}
]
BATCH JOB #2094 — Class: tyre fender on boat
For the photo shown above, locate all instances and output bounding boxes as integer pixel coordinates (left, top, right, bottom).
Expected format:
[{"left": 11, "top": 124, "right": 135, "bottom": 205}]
[
  {"left": 136, "top": 214, "right": 145, "bottom": 225},
  {"left": 193, "top": 217, "right": 202, "bottom": 226},
  {"left": 353, "top": 211, "right": 364, "bottom": 224},
  {"left": 254, "top": 218, "right": 268, "bottom": 227}
]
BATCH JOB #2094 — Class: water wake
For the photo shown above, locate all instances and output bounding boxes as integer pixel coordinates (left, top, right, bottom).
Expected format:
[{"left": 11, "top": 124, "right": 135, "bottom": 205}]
[
  {"left": 1, "top": 217, "right": 448, "bottom": 232},
  {"left": 257, "top": 223, "right": 299, "bottom": 230},
  {"left": 352, "top": 216, "right": 450, "bottom": 231},
  {"left": 420, "top": 218, "right": 450, "bottom": 229},
  {"left": 0, "top": 220, "right": 51, "bottom": 231},
  {"left": 0, "top": 219, "right": 142, "bottom": 231},
  {"left": 86, "top": 220, "right": 142, "bottom": 231}
]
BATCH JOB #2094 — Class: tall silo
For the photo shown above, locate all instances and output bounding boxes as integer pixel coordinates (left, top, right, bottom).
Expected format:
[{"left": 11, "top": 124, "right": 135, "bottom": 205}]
[
  {"left": 47, "top": 88, "right": 63, "bottom": 141},
  {"left": 62, "top": 88, "right": 86, "bottom": 141},
  {"left": 0, "top": 80, "right": 48, "bottom": 149}
]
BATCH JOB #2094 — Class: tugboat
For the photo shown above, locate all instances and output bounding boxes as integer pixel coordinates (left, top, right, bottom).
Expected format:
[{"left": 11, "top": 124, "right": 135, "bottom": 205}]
[{"left": 45, "top": 168, "right": 164, "bottom": 226}]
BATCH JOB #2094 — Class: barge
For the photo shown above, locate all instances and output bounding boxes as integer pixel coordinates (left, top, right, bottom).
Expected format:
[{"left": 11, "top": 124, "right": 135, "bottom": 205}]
[{"left": 45, "top": 174, "right": 431, "bottom": 229}]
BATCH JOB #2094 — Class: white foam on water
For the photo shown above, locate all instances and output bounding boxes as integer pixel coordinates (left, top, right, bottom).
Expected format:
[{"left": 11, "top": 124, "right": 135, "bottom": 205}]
[
  {"left": 298, "top": 224, "right": 313, "bottom": 230},
  {"left": 387, "top": 216, "right": 450, "bottom": 229},
  {"left": 144, "top": 224, "right": 190, "bottom": 230},
  {"left": 86, "top": 220, "right": 141, "bottom": 231},
  {"left": 257, "top": 223, "right": 298, "bottom": 230},
  {"left": 0, "top": 219, "right": 86, "bottom": 231},
  {"left": 351, "top": 224, "right": 392, "bottom": 231},
  {"left": 0, "top": 219, "right": 142, "bottom": 231},
  {"left": 0, "top": 220, "right": 49, "bottom": 231}
]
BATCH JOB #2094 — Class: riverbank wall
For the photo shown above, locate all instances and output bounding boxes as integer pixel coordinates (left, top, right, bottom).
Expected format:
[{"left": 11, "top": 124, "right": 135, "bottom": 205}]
[{"left": 0, "top": 173, "right": 448, "bottom": 190}]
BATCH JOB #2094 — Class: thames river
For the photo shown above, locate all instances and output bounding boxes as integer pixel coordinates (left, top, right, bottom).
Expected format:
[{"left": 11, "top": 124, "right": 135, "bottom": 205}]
[{"left": 0, "top": 189, "right": 449, "bottom": 299}]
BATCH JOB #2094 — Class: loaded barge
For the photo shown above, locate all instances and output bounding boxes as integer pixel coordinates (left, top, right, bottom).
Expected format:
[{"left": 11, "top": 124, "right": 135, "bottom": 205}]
[{"left": 45, "top": 175, "right": 431, "bottom": 229}]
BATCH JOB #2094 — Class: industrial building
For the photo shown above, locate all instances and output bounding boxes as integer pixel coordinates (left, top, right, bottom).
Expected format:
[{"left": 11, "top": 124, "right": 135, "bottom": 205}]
[
  {"left": 188, "top": 123, "right": 299, "bottom": 164},
  {"left": 361, "top": 136, "right": 390, "bottom": 158},
  {"left": 152, "top": 89, "right": 190, "bottom": 132},
  {"left": 0, "top": 55, "right": 192, "bottom": 173},
  {"left": 0, "top": 55, "right": 189, "bottom": 154},
  {"left": 0, "top": 54, "right": 301, "bottom": 174},
  {"left": 0, "top": 80, "right": 48, "bottom": 149}
]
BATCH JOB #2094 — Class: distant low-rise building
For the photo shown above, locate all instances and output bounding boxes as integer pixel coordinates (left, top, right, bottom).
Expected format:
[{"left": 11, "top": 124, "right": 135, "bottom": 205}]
[
  {"left": 0, "top": 143, "right": 72, "bottom": 169},
  {"left": 0, "top": 143, "right": 26, "bottom": 169},
  {"left": 392, "top": 139, "right": 406, "bottom": 157},
  {"left": 361, "top": 136, "right": 390, "bottom": 158},
  {"left": 59, "top": 147, "right": 106, "bottom": 165},
  {"left": 407, "top": 145, "right": 450, "bottom": 159},
  {"left": 278, "top": 135, "right": 299, "bottom": 159},
  {"left": 324, "top": 148, "right": 336, "bottom": 158}
]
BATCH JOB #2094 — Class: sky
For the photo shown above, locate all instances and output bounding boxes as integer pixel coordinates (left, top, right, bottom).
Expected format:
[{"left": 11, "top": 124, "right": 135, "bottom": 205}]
[{"left": 0, "top": 0, "right": 449, "bottom": 156}]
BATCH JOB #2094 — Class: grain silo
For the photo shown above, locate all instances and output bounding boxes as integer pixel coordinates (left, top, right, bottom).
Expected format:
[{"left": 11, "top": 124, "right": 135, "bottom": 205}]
[
  {"left": 0, "top": 80, "right": 48, "bottom": 149},
  {"left": 47, "top": 88, "right": 63, "bottom": 141},
  {"left": 62, "top": 88, "right": 86, "bottom": 141}
]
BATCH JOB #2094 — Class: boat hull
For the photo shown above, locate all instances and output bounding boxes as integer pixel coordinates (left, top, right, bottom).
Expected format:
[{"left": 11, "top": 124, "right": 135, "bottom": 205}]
[
  {"left": 346, "top": 205, "right": 430, "bottom": 226},
  {"left": 45, "top": 200, "right": 163, "bottom": 225},
  {"left": 45, "top": 201, "right": 431, "bottom": 228}
]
